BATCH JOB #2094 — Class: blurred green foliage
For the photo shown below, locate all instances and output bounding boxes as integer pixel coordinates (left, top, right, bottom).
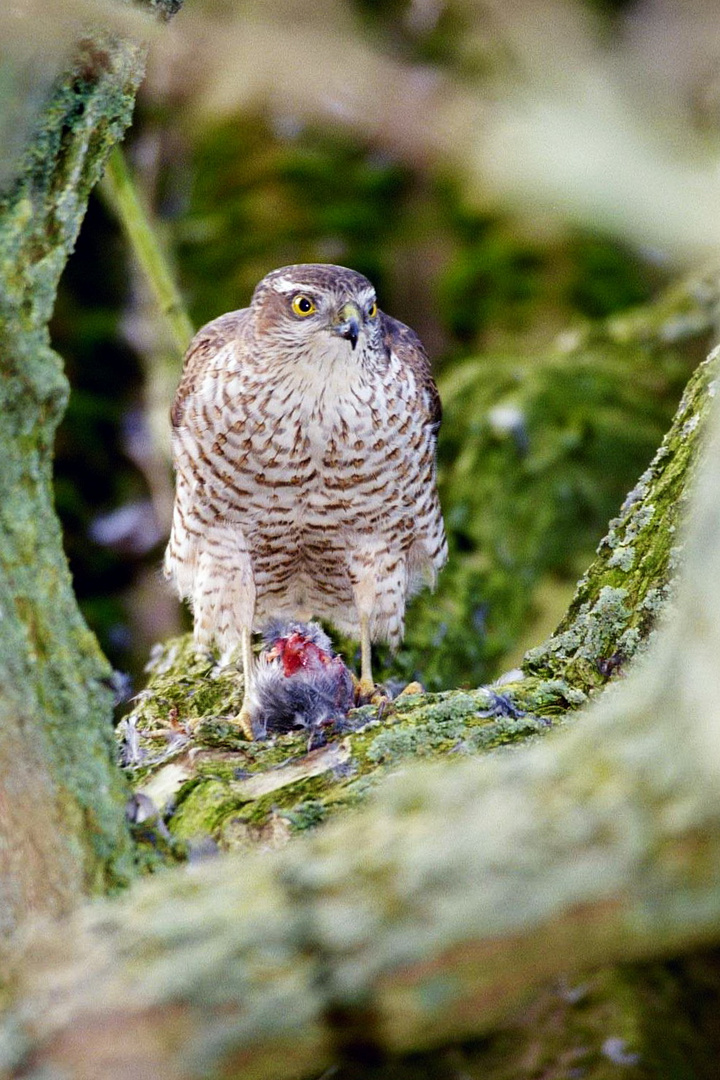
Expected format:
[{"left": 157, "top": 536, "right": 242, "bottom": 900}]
[
  {"left": 434, "top": 180, "right": 658, "bottom": 349},
  {"left": 52, "top": 60, "right": 704, "bottom": 692},
  {"left": 174, "top": 119, "right": 411, "bottom": 325}
]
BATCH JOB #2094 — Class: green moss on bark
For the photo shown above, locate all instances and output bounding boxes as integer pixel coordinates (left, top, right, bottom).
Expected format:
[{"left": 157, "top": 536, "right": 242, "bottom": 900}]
[
  {"left": 122, "top": 639, "right": 563, "bottom": 852},
  {"left": 0, "top": 7, "right": 181, "bottom": 929},
  {"left": 524, "top": 347, "right": 719, "bottom": 692}
]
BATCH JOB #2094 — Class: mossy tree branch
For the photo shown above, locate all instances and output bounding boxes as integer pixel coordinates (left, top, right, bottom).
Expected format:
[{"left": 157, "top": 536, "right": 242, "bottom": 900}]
[
  {"left": 523, "top": 344, "right": 719, "bottom": 691},
  {"left": 3, "top": 367, "right": 720, "bottom": 1076},
  {"left": 0, "top": 3, "right": 181, "bottom": 935}
]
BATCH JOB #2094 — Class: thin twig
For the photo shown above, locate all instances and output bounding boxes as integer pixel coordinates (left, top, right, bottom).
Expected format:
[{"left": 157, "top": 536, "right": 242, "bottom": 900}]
[{"left": 101, "top": 144, "right": 194, "bottom": 355}]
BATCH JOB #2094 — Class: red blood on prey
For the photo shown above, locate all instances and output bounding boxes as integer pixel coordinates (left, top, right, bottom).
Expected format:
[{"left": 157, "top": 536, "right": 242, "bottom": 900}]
[{"left": 271, "top": 633, "right": 332, "bottom": 676}]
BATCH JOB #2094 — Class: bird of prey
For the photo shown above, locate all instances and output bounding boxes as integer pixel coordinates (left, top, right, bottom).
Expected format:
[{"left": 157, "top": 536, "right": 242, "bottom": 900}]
[{"left": 164, "top": 263, "right": 447, "bottom": 735}]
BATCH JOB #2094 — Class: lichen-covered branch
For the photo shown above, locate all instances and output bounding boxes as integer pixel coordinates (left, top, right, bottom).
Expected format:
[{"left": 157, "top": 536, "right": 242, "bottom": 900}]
[
  {"left": 122, "top": 638, "right": 558, "bottom": 859},
  {"left": 4, "top": 380, "right": 720, "bottom": 1077},
  {"left": 524, "top": 344, "right": 719, "bottom": 691},
  {"left": 0, "top": 3, "right": 180, "bottom": 935}
]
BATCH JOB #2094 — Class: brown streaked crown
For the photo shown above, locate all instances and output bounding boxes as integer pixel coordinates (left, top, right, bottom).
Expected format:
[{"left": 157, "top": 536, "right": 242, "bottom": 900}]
[{"left": 251, "top": 263, "right": 375, "bottom": 305}]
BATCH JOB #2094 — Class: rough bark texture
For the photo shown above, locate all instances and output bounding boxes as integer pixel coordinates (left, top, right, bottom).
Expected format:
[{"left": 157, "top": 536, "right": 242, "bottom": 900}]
[
  {"left": 121, "top": 642, "right": 560, "bottom": 861},
  {"left": 0, "top": 7, "right": 179, "bottom": 936}
]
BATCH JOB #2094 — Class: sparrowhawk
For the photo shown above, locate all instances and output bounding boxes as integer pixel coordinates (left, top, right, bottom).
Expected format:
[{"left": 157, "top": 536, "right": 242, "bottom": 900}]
[{"left": 164, "top": 263, "right": 447, "bottom": 734}]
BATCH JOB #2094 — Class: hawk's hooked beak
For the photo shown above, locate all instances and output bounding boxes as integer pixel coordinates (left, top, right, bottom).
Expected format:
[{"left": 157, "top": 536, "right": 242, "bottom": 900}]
[{"left": 332, "top": 301, "right": 361, "bottom": 351}]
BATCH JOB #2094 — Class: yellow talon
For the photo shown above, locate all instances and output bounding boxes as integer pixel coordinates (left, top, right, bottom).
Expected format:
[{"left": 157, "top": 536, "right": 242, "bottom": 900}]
[
  {"left": 233, "top": 707, "right": 255, "bottom": 740},
  {"left": 352, "top": 674, "right": 376, "bottom": 704}
]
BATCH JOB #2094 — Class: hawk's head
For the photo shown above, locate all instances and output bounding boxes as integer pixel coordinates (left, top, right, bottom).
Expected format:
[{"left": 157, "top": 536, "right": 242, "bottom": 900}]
[{"left": 250, "top": 263, "right": 385, "bottom": 363}]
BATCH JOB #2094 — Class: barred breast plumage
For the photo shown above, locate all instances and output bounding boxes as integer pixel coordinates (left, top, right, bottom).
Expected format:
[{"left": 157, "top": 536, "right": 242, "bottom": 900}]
[{"left": 164, "top": 263, "right": 447, "bottom": 726}]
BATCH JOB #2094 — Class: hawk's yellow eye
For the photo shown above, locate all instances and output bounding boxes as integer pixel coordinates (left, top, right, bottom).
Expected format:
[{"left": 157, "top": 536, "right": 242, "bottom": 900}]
[
  {"left": 292, "top": 294, "right": 316, "bottom": 317},
  {"left": 368, "top": 301, "right": 378, "bottom": 318}
]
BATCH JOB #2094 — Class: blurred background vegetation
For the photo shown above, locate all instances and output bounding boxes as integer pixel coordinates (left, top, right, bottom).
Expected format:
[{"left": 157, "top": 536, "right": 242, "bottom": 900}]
[{"left": 15, "top": 0, "right": 719, "bottom": 693}]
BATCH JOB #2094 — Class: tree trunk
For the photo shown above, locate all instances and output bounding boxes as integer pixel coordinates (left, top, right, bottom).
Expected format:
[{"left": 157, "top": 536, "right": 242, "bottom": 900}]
[{"left": 0, "top": 6, "right": 180, "bottom": 936}]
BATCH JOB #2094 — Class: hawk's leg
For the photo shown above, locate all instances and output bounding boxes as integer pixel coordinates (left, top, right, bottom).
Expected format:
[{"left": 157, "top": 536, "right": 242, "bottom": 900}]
[
  {"left": 235, "top": 625, "right": 255, "bottom": 740},
  {"left": 351, "top": 553, "right": 406, "bottom": 703},
  {"left": 194, "top": 526, "right": 257, "bottom": 738},
  {"left": 357, "top": 613, "right": 375, "bottom": 701}
]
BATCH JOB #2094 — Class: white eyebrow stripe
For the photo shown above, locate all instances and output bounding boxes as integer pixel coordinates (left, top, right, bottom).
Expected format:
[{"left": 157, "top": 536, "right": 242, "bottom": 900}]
[
  {"left": 270, "top": 278, "right": 377, "bottom": 303},
  {"left": 270, "top": 277, "right": 311, "bottom": 294}
]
